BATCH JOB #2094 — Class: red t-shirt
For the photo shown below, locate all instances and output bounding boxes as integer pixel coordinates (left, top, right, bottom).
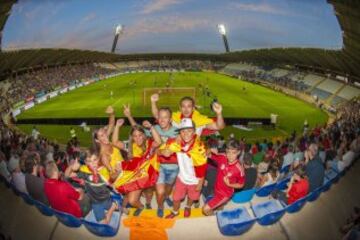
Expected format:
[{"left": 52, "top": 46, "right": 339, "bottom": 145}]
[
  {"left": 322, "top": 138, "right": 331, "bottom": 150},
  {"left": 211, "top": 154, "right": 245, "bottom": 197},
  {"left": 44, "top": 178, "right": 82, "bottom": 217},
  {"left": 287, "top": 178, "right": 309, "bottom": 204}
]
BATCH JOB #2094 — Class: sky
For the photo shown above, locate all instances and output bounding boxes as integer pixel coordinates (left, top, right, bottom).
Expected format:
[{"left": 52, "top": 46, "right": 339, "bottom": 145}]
[{"left": 2, "top": 0, "right": 343, "bottom": 53}]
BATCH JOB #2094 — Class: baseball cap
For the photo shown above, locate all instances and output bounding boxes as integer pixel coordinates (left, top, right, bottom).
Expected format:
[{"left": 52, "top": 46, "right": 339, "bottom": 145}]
[{"left": 176, "top": 118, "right": 196, "bottom": 131}]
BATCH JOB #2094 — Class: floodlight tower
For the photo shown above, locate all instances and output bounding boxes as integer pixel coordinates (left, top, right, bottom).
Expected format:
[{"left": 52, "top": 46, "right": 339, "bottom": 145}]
[
  {"left": 217, "top": 24, "right": 230, "bottom": 53},
  {"left": 111, "top": 24, "right": 123, "bottom": 53}
]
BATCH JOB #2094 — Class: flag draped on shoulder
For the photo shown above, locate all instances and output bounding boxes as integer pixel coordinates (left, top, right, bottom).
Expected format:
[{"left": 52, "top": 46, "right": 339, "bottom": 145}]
[
  {"left": 113, "top": 139, "right": 159, "bottom": 193},
  {"left": 165, "top": 135, "right": 207, "bottom": 178}
]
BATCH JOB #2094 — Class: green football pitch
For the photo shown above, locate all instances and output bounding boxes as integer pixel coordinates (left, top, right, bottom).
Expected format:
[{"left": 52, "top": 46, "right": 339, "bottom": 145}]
[{"left": 16, "top": 71, "right": 328, "bottom": 146}]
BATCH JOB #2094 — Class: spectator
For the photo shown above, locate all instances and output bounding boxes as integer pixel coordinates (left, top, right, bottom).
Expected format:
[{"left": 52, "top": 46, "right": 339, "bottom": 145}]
[
  {"left": 252, "top": 145, "right": 264, "bottom": 165},
  {"left": 258, "top": 162, "right": 279, "bottom": 187},
  {"left": 281, "top": 144, "right": 295, "bottom": 170},
  {"left": 160, "top": 118, "right": 207, "bottom": 218},
  {"left": 242, "top": 152, "right": 257, "bottom": 190},
  {"left": 31, "top": 126, "right": 40, "bottom": 140},
  {"left": 8, "top": 156, "right": 27, "bottom": 193},
  {"left": 65, "top": 149, "right": 118, "bottom": 224},
  {"left": 24, "top": 154, "right": 48, "bottom": 204},
  {"left": 271, "top": 166, "right": 309, "bottom": 205},
  {"left": 44, "top": 162, "right": 91, "bottom": 218},
  {"left": 305, "top": 143, "right": 325, "bottom": 192},
  {"left": 202, "top": 140, "right": 245, "bottom": 215}
]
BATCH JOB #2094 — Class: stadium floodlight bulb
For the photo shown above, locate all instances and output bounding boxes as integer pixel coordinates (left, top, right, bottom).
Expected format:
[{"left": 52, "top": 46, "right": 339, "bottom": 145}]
[
  {"left": 218, "top": 24, "right": 226, "bottom": 35},
  {"left": 115, "top": 24, "right": 123, "bottom": 35}
]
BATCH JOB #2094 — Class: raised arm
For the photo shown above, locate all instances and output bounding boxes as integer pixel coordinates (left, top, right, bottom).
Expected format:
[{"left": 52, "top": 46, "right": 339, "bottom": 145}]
[
  {"left": 112, "top": 119, "right": 125, "bottom": 149},
  {"left": 206, "top": 102, "right": 225, "bottom": 130},
  {"left": 150, "top": 93, "right": 160, "bottom": 120},
  {"left": 105, "top": 106, "right": 115, "bottom": 137},
  {"left": 123, "top": 104, "right": 137, "bottom": 127},
  {"left": 142, "top": 120, "right": 162, "bottom": 147}
]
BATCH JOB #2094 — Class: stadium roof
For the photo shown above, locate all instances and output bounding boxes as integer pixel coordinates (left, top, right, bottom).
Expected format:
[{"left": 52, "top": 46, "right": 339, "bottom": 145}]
[{"left": 0, "top": 0, "right": 359, "bottom": 82}]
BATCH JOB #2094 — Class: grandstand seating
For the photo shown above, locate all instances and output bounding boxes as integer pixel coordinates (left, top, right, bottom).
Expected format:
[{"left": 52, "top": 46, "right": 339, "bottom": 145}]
[
  {"left": 316, "top": 79, "right": 344, "bottom": 94},
  {"left": 270, "top": 68, "right": 289, "bottom": 78},
  {"left": 331, "top": 95, "right": 347, "bottom": 106},
  {"left": 217, "top": 207, "right": 256, "bottom": 236},
  {"left": 302, "top": 74, "right": 325, "bottom": 88},
  {"left": 336, "top": 85, "right": 360, "bottom": 100},
  {"left": 311, "top": 88, "right": 332, "bottom": 100}
]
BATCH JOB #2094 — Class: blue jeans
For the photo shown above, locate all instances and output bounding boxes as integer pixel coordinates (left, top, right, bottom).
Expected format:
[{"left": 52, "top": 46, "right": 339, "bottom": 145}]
[
  {"left": 157, "top": 164, "right": 179, "bottom": 185},
  {"left": 92, "top": 198, "right": 113, "bottom": 222}
]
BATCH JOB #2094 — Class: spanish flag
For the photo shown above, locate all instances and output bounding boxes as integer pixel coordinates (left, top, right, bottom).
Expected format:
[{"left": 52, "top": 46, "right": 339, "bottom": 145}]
[
  {"left": 79, "top": 147, "right": 123, "bottom": 184},
  {"left": 113, "top": 139, "right": 159, "bottom": 193},
  {"left": 79, "top": 165, "right": 111, "bottom": 184},
  {"left": 165, "top": 135, "right": 207, "bottom": 178}
]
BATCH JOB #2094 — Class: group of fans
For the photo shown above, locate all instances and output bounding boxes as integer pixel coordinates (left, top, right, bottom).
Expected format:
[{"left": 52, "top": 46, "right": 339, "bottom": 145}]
[{"left": 0, "top": 94, "right": 359, "bottom": 235}]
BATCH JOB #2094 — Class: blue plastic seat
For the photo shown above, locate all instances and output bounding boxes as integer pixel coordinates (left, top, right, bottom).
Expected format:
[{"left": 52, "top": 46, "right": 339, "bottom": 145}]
[
  {"left": 256, "top": 182, "right": 277, "bottom": 197},
  {"left": 54, "top": 210, "right": 82, "bottom": 228},
  {"left": 82, "top": 211, "right": 121, "bottom": 237},
  {"left": 307, "top": 187, "right": 322, "bottom": 202},
  {"left": 20, "top": 192, "right": 35, "bottom": 205},
  {"left": 284, "top": 195, "right": 308, "bottom": 213},
  {"left": 216, "top": 207, "right": 256, "bottom": 236},
  {"left": 275, "top": 175, "right": 292, "bottom": 191},
  {"left": 251, "top": 200, "right": 285, "bottom": 226},
  {"left": 232, "top": 189, "right": 257, "bottom": 203},
  {"left": 280, "top": 165, "right": 291, "bottom": 175},
  {"left": 321, "top": 169, "right": 339, "bottom": 192},
  {"left": 34, "top": 200, "right": 54, "bottom": 216},
  {"left": 326, "top": 168, "right": 340, "bottom": 183}
]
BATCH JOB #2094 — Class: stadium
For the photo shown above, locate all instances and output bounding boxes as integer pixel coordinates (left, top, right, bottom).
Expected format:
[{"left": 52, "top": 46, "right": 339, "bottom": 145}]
[{"left": 0, "top": 0, "right": 359, "bottom": 240}]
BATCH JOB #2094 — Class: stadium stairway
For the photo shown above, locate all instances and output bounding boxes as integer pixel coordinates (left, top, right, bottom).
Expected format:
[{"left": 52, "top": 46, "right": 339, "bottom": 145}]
[
  {"left": 0, "top": 161, "right": 359, "bottom": 240},
  {"left": 326, "top": 83, "right": 347, "bottom": 105}
]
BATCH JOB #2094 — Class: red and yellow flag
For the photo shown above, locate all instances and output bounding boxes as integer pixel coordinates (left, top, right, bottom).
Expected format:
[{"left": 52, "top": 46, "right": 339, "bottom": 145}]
[{"left": 113, "top": 139, "right": 159, "bottom": 193}]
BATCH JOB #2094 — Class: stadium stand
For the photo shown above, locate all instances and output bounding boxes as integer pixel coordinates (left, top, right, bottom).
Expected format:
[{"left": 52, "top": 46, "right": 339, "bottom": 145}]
[
  {"left": 337, "top": 85, "right": 360, "bottom": 100},
  {"left": 317, "top": 79, "right": 344, "bottom": 94}
]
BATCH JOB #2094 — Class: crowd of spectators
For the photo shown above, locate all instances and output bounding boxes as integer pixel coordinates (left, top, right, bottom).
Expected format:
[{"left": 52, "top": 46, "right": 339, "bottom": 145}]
[
  {"left": 202, "top": 99, "right": 360, "bottom": 207},
  {"left": 232, "top": 69, "right": 308, "bottom": 92},
  {"left": 0, "top": 64, "right": 116, "bottom": 112}
]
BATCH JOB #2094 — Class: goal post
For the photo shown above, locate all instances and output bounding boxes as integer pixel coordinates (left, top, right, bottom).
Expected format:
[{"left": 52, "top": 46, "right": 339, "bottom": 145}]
[{"left": 143, "top": 87, "right": 196, "bottom": 107}]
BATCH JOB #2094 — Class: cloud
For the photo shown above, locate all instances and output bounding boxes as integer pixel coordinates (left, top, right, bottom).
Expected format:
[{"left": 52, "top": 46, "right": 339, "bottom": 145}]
[
  {"left": 230, "top": 2, "right": 289, "bottom": 15},
  {"left": 80, "top": 12, "right": 97, "bottom": 24},
  {"left": 140, "top": 0, "right": 184, "bottom": 14},
  {"left": 130, "top": 15, "right": 210, "bottom": 34}
]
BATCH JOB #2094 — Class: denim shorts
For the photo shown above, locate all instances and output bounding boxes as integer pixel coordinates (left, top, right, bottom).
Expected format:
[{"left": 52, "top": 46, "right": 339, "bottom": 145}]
[
  {"left": 157, "top": 164, "right": 179, "bottom": 185},
  {"left": 92, "top": 198, "right": 113, "bottom": 222}
]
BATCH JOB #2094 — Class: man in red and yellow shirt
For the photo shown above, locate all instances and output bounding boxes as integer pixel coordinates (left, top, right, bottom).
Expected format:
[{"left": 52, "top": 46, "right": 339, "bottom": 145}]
[
  {"left": 160, "top": 118, "right": 207, "bottom": 218},
  {"left": 151, "top": 94, "right": 225, "bottom": 136},
  {"left": 203, "top": 140, "right": 245, "bottom": 215}
]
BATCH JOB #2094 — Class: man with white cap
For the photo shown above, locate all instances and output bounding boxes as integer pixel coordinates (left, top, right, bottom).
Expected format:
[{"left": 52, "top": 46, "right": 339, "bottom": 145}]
[{"left": 160, "top": 118, "right": 207, "bottom": 218}]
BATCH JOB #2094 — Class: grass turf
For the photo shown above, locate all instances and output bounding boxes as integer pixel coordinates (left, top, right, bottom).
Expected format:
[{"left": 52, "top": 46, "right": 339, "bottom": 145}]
[{"left": 16, "top": 72, "right": 328, "bottom": 146}]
